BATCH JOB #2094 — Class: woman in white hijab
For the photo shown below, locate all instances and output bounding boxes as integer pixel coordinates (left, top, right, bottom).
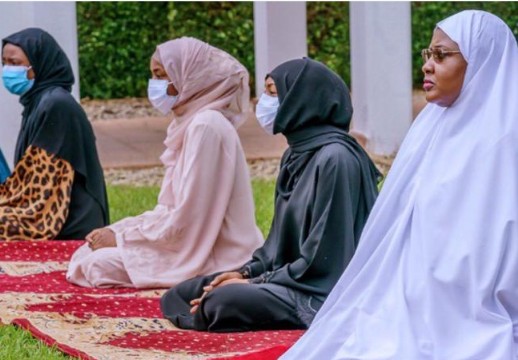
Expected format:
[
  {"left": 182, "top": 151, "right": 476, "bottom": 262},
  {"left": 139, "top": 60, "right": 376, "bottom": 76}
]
[
  {"left": 66, "top": 37, "right": 264, "bottom": 289},
  {"left": 281, "top": 10, "right": 518, "bottom": 359}
]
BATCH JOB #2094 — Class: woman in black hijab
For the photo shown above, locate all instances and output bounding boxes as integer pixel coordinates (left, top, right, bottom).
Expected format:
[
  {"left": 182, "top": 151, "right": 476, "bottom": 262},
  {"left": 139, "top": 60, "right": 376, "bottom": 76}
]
[
  {"left": 161, "top": 58, "right": 380, "bottom": 332},
  {"left": 0, "top": 28, "right": 109, "bottom": 240}
]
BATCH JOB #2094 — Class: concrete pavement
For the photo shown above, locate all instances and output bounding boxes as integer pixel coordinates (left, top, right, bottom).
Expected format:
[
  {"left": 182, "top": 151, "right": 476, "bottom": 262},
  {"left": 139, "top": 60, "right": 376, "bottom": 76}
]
[
  {"left": 93, "top": 111, "right": 289, "bottom": 169},
  {"left": 93, "top": 91, "right": 427, "bottom": 170}
]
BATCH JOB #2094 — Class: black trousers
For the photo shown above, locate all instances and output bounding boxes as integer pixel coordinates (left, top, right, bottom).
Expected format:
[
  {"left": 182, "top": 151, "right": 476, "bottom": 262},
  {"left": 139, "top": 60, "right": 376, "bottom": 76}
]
[{"left": 161, "top": 273, "right": 319, "bottom": 332}]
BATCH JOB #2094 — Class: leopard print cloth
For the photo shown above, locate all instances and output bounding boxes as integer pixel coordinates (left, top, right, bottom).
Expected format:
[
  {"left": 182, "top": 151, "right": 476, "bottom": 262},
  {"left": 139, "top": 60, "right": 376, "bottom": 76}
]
[{"left": 0, "top": 145, "right": 74, "bottom": 240}]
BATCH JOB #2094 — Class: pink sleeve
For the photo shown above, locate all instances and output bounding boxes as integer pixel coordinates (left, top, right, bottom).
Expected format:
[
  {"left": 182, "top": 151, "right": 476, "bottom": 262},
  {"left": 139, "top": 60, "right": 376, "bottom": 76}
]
[{"left": 110, "top": 118, "right": 236, "bottom": 249}]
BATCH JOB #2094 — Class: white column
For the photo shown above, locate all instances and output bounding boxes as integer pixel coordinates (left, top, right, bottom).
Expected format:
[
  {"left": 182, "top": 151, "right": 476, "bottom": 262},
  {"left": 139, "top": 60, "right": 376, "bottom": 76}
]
[
  {"left": 350, "top": 2, "right": 412, "bottom": 155},
  {"left": 0, "top": 2, "right": 79, "bottom": 167},
  {"left": 253, "top": 1, "right": 307, "bottom": 96}
]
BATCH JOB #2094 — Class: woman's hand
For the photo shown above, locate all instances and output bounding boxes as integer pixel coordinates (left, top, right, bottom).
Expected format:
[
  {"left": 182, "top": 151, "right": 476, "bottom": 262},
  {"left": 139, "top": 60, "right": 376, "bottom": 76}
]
[
  {"left": 202, "top": 271, "right": 243, "bottom": 293},
  {"left": 189, "top": 272, "right": 249, "bottom": 314},
  {"left": 189, "top": 292, "right": 208, "bottom": 314},
  {"left": 86, "top": 228, "right": 116, "bottom": 251}
]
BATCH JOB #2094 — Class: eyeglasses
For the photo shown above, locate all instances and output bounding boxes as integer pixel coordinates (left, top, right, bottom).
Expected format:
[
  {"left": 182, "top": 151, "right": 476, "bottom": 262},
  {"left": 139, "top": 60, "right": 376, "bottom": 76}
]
[{"left": 421, "top": 48, "right": 462, "bottom": 63}]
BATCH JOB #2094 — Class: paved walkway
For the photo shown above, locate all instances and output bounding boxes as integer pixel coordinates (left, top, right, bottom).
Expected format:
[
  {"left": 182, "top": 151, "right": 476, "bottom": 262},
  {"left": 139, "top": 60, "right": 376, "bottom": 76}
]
[
  {"left": 93, "top": 111, "right": 289, "bottom": 169},
  {"left": 93, "top": 92, "right": 427, "bottom": 169}
]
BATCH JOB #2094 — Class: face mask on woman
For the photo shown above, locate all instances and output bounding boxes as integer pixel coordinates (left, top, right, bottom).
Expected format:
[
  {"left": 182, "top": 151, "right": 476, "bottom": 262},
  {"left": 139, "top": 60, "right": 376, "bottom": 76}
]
[
  {"left": 255, "top": 93, "right": 279, "bottom": 135},
  {"left": 2, "top": 65, "right": 35, "bottom": 95},
  {"left": 148, "top": 79, "right": 178, "bottom": 115}
]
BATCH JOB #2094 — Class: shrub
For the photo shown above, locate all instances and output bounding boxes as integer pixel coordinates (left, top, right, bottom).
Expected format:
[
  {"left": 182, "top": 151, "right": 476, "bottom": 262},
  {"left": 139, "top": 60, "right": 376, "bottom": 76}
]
[
  {"left": 307, "top": 2, "right": 350, "bottom": 86},
  {"left": 77, "top": 2, "right": 517, "bottom": 99},
  {"left": 411, "top": 2, "right": 518, "bottom": 86},
  {"left": 77, "top": 2, "right": 170, "bottom": 99},
  {"left": 167, "top": 2, "right": 255, "bottom": 94}
]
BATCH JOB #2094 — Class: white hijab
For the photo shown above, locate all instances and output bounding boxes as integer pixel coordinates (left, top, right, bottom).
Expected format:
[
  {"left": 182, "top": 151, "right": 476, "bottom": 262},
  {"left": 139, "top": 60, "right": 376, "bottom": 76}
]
[{"left": 282, "top": 10, "right": 518, "bottom": 359}]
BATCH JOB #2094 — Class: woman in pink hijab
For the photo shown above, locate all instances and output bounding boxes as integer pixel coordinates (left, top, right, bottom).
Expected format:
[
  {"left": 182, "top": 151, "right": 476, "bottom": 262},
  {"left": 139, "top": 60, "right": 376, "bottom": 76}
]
[{"left": 66, "top": 37, "right": 264, "bottom": 289}]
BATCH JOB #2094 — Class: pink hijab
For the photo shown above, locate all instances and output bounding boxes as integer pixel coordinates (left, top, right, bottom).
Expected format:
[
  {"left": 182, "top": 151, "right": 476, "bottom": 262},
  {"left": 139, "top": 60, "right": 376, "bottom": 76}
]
[{"left": 154, "top": 37, "right": 250, "bottom": 165}]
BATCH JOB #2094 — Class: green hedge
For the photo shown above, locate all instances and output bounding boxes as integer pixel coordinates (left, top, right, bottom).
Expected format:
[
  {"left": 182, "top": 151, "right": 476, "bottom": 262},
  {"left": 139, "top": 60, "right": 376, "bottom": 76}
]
[
  {"left": 77, "top": 2, "right": 517, "bottom": 100},
  {"left": 307, "top": 2, "right": 350, "bottom": 90},
  {"left": 77, "top": 2, "right": 171, "bottom": 99},
  {"left": 411, "top": 2, "right": 518, "bottom": 88},
  {"left": 77, "top": 2, "right": 255, "bottom": 99},
  {"left": 165, "top": 2, "right": 255, "bottom": 94}
]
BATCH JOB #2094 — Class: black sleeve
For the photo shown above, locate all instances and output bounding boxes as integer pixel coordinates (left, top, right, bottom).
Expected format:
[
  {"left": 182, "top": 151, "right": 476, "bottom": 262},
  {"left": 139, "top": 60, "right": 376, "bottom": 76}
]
[{"left": 266, "top": 148, "right": 362, "bottom": 295}]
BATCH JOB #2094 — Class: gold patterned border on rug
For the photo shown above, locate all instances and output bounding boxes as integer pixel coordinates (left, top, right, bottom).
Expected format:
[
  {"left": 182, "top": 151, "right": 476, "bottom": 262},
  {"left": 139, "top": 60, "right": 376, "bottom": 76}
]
[{"left": 0, "top": 261, "right": 68, "bottom": 276}]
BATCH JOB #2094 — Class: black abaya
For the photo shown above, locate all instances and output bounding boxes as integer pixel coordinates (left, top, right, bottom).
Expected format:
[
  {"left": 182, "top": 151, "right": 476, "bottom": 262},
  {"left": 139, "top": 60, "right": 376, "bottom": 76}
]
[{"left": 161, "top": 58, "right": 380, "bottom": 331}]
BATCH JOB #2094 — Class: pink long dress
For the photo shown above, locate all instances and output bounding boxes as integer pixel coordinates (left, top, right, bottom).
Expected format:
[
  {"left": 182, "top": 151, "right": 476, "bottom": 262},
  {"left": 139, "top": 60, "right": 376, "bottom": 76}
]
[
  {"left": 67, "top": 110, "right": 263, "bottom": 288},
  {"left": 67, "top": 37, "right": 264, "bottom": 289}
]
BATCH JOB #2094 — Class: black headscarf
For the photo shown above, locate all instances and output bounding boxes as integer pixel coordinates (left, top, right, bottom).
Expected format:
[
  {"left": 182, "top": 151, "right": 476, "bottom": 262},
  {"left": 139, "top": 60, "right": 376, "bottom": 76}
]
[
  {"left": 272, "top": 57, "right": 353, "bottom": 135},
  {"left": 241, "top": 58, "right": 380, "bottom": 301},
  {"left": 3, "top": 28, "right": 74, "bottom": 110},
  {"left": 269, "top": 58, "right": 381, "bottom": 197},
  {"left": 2, "top": 28, "right": 109, "bottom": 238}
]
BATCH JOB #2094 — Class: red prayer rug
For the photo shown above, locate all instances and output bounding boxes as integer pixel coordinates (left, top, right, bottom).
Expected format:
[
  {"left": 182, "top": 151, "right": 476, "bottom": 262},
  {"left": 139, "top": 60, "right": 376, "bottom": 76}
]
[{"left": 0, "top": 241, "right": 303, "bottom": 359}]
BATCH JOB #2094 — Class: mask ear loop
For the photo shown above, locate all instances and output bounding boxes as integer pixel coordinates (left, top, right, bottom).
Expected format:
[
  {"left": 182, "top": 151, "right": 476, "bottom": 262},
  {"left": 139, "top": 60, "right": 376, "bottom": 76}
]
[
  {"left": 167, "top": 80, "right": 179, "bottom": 102},
  {"left": 26, "top": 66, "right": 35, "bottom": 81},
  {"left": 167, "top": 80, "right": 177, "bottom": 91}
]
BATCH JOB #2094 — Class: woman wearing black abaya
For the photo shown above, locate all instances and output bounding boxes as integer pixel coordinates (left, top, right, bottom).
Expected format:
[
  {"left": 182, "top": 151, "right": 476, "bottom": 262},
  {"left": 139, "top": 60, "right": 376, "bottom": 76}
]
[
  {"left": 0, "top": 28, "right": 109, "bottom": 240},
  {"left": 161, "top": 58, "right": 380, "bottom": 332}
]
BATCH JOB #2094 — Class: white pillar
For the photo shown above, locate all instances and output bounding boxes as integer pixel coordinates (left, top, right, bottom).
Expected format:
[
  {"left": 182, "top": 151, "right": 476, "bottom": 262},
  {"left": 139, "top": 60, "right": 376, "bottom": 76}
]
[
  {"left": 0, "top": 2, "right": 79, "bottom": 167},
  {"left": 350, "top": 2, "right": 412, "bottom": 155},
  {"left": 253, "top": 1, "right": 307, "bottom": 96}
]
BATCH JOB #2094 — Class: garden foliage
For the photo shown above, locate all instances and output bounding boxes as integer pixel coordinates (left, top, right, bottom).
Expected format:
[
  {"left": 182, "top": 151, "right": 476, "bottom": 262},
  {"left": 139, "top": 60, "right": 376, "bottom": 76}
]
[{"left": 77, "top": 2, "right": 517, "bottom": 99}]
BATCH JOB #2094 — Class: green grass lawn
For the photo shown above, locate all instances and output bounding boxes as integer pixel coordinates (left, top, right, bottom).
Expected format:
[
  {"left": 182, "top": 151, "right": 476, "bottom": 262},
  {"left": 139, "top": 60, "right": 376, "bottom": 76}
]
[
  {"left": 108, "top": 179, "right": 276, "bottom": 236},
  {"left": 0, "top": 179, "right": 276, "bottom": 359}
]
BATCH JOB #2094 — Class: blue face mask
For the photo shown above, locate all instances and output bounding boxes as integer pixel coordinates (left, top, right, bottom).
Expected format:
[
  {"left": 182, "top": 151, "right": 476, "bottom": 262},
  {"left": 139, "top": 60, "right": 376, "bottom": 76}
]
[{"left": 2, "top": 65, "right": 35, "bottom": 95}]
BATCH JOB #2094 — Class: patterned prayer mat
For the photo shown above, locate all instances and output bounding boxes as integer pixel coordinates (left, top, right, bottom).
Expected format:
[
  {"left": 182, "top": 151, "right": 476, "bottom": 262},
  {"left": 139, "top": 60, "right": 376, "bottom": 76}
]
[{"left": 0, "top": 241, "right": 303, "bottom": 359}]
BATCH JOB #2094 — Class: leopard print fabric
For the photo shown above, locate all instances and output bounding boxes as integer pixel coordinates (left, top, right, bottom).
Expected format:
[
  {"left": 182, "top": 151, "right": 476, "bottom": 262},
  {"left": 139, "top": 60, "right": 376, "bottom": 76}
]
[{"left": 0, "top": 145, "right": 74, "bottom": 240}]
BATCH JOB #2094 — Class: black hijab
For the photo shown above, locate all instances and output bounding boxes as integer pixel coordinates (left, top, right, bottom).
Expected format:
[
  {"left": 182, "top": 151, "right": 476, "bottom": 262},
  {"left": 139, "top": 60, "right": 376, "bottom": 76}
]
[
  {"left": 2, "top": 28, "right": 109, "bottom": 237},
  {"left": 241, "top": 58, "right": 380, "bottom": 301},
  {"left": 3, "top": 28, "right": 74, "bottom": 110},
  {"left": 272, "top": 57, "right": 353, "bottom": 136},
  {"left": 269, "top": 58, "right": 381, "bottom": 197}
]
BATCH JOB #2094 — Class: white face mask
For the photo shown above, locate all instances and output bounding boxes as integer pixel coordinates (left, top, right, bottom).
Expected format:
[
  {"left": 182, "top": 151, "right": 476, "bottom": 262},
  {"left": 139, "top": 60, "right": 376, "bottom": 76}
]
[
  {"left": 147, "top": 79, "right": 178, "bottom": 115},
  {"left": 255, "top": 93, "right": 279, "bottom": 135}
]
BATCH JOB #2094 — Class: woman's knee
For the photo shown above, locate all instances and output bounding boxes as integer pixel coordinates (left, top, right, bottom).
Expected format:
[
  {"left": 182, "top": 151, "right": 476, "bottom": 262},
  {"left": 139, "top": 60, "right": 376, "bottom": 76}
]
[
  {"left": 200, "top": 284, "right": 249, "bottom": 318},
  {"left": 81, "top": 249, "right": 128, "bottom": 286},
  {"left": 161, "top": 286, "right": 185, "bottom": 315},
  {"left": 82, "top": 260, "right": 109, "bottom": 286}
]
